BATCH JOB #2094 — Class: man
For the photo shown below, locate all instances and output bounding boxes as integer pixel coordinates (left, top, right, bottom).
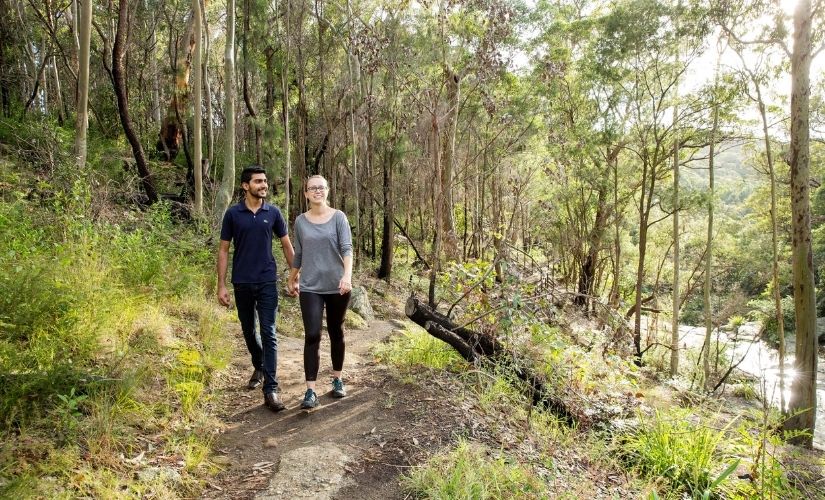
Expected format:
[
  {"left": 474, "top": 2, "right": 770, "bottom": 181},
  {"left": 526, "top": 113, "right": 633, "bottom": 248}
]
[{"left": 217, "top": 165, "right": 294, "bottom": 412}]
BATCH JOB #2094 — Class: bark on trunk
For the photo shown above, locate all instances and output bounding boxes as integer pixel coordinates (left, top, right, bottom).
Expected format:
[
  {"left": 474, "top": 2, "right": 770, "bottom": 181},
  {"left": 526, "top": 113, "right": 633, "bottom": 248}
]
[
  {"left": 113, "top": 0, "right": 158, "bottom": 204},
  {"left": 157, "top": 8, "right": 196, "bottom": 161},
  {"left": 784, "top": 0, "right": 817, "bottom": 448},
  {"left": 703, "top": 61, "right": 719, "bottom": 391},
  {"left": 670, "top": 65, "right": 680, "bottom": 378},
  {"left": 73, "top": 0, "right": 92, "bottom": 168},
  {"left": 441, "top": 66, "right": 460, "bottom": 260},
  {"left": 214, "top": 0, "right": 235, "bottom": 225},
  {"left": 192, "top": 0, "right": 202, "bottom": 213},
  {"left": 242, "top": 0, "right": 261, "bottom": 165}
]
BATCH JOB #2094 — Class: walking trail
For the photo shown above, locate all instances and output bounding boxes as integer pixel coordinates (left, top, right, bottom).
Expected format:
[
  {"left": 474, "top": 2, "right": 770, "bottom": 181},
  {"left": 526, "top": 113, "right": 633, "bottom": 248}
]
[{"left": 202, "top": 313, "right": 458, "bottom": 499}]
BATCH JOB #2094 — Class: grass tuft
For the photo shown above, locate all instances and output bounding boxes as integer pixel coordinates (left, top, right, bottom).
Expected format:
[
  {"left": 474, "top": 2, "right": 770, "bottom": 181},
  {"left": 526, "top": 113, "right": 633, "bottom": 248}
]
[
  {"left": 618, "top": 409, "right": 738, "bottom": 497},
  {"left": 403, "top": 438, "right": 547, "bottom": 499},
  {"left": 372, "top": 326, "right": 466, "bottom": 372}
]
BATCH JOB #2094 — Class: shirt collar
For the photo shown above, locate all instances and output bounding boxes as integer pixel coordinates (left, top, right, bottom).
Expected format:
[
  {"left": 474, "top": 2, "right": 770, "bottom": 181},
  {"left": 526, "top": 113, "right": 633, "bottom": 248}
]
[{"left": 238, "top": 200, "right": 271, "bottom": 212}]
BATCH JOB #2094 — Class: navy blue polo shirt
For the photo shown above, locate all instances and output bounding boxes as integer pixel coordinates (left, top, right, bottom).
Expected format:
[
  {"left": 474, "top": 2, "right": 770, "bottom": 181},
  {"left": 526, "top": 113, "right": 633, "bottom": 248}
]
[{"left": 220, "top": 201, "right": 288, "bottom": 284}]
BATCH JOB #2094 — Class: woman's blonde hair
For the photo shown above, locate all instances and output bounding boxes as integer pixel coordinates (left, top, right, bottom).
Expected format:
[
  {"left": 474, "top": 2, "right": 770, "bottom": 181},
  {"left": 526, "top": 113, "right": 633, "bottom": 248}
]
[{"left": 304, "top": 174, "right": 328, "bottom": 191}]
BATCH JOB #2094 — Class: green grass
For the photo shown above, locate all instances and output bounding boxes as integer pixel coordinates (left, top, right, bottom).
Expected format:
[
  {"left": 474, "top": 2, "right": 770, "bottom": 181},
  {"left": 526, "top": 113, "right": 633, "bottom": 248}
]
[
  {"left": 618, "top": 409, "right": 739, "bottom": 498},
  {"left": 372, "top": 326, "right": 467, "bottom": 372},
  {"left": 403, "top": 438, "right": 547, "bottom": 499}
]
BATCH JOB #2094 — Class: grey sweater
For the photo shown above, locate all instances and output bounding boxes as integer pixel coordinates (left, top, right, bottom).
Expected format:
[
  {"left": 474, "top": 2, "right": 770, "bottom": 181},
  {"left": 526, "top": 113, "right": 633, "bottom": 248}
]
[{"left": 293, "top": 210, "right": 353, "bottom": 294}]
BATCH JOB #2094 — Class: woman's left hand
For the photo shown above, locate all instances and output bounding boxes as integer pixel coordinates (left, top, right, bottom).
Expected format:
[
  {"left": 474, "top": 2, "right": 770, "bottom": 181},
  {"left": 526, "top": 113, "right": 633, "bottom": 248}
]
[{"left": 338, "top": 277, "right": 352, "bottom": 295}]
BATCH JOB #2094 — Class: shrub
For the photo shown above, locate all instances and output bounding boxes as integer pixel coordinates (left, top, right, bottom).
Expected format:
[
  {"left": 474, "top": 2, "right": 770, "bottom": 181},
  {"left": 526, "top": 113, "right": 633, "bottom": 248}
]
[
  {"left": 747, "top": 295, "right": 794, "bottom": 346},
  {"left": 619, "top": 409, "right": 739, "bottom": 497}
]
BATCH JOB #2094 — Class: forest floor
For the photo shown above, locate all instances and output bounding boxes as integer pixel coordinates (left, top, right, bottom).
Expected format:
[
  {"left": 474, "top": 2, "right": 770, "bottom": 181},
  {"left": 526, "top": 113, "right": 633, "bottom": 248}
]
[{"left": 201, "top": 293, "right": 633, "bottom": 499}]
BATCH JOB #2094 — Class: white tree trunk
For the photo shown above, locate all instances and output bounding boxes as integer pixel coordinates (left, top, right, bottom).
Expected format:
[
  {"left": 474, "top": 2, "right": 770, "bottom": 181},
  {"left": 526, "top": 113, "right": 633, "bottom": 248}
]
[
  {"left": 214, "top": 0, "right": 236, "bottom": 224},
  {"left": 73, "top": 0, "right": 92, "bottom": 169}
]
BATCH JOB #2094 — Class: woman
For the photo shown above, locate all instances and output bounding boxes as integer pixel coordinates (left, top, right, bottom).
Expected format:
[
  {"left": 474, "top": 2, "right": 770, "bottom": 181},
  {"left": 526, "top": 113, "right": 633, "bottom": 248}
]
[{"left": 288, "top": 175, "right": 353, "bottom": 409}]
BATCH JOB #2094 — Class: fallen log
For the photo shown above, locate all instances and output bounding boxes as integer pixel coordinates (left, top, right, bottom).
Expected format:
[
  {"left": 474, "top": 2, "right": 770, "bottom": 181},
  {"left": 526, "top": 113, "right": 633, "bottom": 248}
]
[
  {"left": 405, "top": 296, "right": 580, "bottom": 426},
  {"left": 405, "top": 297, "right": 500, "bottom": 356},
  {"left": 424, "top": 321, "right": 478, "bottom": 363}
]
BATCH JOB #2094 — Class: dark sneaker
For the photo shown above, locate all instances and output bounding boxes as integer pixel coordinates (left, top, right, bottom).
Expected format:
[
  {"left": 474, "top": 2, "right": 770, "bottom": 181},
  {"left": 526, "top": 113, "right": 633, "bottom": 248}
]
[
  {"left": 300, "top": 389, "right": 318, "bottom": 409},
  {"left": 264, "top": 392, "right": 285, "bottom": 412},
  {"left": 247, "top": 369, "right": 263, "bottom": 390},
  {"left": 331, "top": 378, "right": 346, "bottom": 398}
]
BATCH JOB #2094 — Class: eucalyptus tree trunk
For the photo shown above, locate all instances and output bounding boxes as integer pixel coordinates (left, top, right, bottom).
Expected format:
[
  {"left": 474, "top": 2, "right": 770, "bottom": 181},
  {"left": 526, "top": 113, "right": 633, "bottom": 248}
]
[
  {"left": 366, "top": 74, "right": 376, "bottom": 259},
  {"left": 610, "top": 153, "right": 621, "bottom": 307},
  {"left": 214, "top": 0, "right": 236, "bottom": 225},
  {"left": 632, "top": 158, "right": 653, "bottom": 366},
  {"left": 441, "top": 66, "right": 460, "bottom": 260},
  {"left": 428, "top": 109, "right": 443, "bottom": 307},
  {"left": 295, "top": 11, "right": 309, "bottom": 212},
  {"left": 759, "top": 88, "right": 786, "bottom": 413},
  {"left": 784, "top": 0, "right": 817, "bottom": 448},
  {"left": 280, "top": 0, "right": 291, "bottom": 221},
  {"left": 158, "top": 10, "right": 196, "bottom": 161},
  {"left": 73, "top": 0, "right": 92, "bottom": 169},
  {"left": 0, "top": 1, "right": 10, "bottom": 117},
  {"left": 703, "top": 62, "right": 719, "bottom": 391},
  {"left": 670, "top": 77, "right": 680, "bottom": 378},
  {"left": 345, "top": 0, "right": 359, "bottom": 267},
  {"left": 312, "top": 0, "right": 331, "bottom": 178},
  {"left": 147, "top": 0, "right": 162, "bottom": 125},
  {"left": 378, "top": 61, "right": 399, "bottom": 278},
  {"left": 51, "top": 56, "right": 65, "bottom": 124},
  {"left": 242, "top": 0, "right": 261, "bottom": 165},
  {"left": 377, "top": 129, "right": 395, "bottom": 279},
  {"left": 576, "top": 183, "right": 609, "bottom": 310},
  {"left": 201, "top": 0, "right": 213, "bottom": 169},
  {"left": 70, "top": 0, "right": 80, "bottom": 71},
  {"left": 192, "top": 0, "right": 202, "bottom": 213},
  {"left": 112, "top": 0, "right": 158, "bottom": 204}
]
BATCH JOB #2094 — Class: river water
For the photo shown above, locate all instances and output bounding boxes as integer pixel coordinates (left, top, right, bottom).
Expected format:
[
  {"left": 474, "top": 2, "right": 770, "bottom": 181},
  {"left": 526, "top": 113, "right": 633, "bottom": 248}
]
[{"left": 677, "top": 323, "right": 825, "bottom": 450}]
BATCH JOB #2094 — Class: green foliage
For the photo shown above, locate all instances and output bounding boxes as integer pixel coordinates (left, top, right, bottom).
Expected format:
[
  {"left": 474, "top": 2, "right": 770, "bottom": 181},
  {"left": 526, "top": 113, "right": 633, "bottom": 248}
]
[
  {"left": 107, "top": 201, "right": 212, "bottom": 298},
  {"left": 54, "top": 388, "right": 89, "bottom": 437},
  {"left": 403, "top": 439, "right": 548, "bottom": 499},
  {"left": 726, "top": 410, "right": 803, "bottom": 499},
  {"left": 170, "top": 350, "right": 207, "bottom": 415},
  {"left": 747, "top": 294, "right": 794, "bottom": 345},
  {"left": 618, "top": 409, "right": 738, "bottom": 498}
]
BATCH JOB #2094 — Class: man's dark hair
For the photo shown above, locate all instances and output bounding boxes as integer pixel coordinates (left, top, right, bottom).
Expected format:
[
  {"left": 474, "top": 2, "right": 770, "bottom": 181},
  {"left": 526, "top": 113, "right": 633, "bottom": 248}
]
[{"left": 240, "top": 165, "right": 267, "bottom": 185}]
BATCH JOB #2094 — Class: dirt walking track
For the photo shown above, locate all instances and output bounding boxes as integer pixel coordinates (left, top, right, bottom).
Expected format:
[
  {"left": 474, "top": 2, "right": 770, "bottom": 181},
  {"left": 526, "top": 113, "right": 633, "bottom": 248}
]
[{"left": 203, "top": 316, "right": 456, "bottom": 500}]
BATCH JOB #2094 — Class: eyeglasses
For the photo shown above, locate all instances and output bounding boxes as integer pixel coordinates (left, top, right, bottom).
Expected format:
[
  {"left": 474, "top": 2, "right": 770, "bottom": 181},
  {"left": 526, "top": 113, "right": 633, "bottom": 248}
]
[{"left": 306, "top": 186, "right": 327, "bottom": 192}]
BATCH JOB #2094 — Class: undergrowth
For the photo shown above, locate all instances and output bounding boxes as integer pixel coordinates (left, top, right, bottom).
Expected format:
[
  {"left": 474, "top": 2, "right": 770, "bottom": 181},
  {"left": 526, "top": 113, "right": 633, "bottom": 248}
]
[
  {"left": 374, "top": 259, "right": 817, "bottom": 498},
  {"left": 0, "top": 125, "right": 231, "bottom": 497}
]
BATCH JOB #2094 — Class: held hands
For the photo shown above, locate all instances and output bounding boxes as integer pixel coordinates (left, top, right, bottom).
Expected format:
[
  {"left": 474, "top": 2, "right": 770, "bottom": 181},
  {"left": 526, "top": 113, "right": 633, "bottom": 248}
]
[{"left": 287, "top": 277, "right": 300, "bottom": 297}]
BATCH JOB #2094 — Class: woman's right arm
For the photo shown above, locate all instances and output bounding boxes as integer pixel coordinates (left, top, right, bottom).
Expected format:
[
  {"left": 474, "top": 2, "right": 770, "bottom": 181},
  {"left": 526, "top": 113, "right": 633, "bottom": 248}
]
[{"left": 288, "top": 217, "right": 303, "bottom": 295}]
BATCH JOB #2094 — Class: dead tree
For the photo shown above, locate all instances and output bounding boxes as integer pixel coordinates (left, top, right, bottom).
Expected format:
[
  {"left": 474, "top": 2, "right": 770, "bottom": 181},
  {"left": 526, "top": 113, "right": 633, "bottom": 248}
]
[{"left": 405, "top": 296, "right": 580, "bottom": 425}]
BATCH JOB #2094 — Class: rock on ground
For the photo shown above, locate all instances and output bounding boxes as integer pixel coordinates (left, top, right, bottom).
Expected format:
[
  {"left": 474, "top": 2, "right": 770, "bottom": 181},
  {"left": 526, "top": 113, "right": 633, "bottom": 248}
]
[
  {"left": 255, "top": 444, "right": 352, "bottom": 500},
  {"left": 349, "top": 286, "right": 374, "bottom": 321}
]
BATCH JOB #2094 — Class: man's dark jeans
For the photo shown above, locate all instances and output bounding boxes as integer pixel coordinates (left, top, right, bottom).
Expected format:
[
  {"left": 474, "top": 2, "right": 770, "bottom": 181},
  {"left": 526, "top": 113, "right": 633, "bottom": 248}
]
[{"left": 233, "top": 281, "right": 279, "bottom": 394}]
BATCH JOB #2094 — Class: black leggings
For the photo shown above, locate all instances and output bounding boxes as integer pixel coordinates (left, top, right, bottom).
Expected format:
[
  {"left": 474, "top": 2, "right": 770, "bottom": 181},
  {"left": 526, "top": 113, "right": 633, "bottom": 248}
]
[{"left": 300, "top": 291, "right": 351, "bottom": 381}]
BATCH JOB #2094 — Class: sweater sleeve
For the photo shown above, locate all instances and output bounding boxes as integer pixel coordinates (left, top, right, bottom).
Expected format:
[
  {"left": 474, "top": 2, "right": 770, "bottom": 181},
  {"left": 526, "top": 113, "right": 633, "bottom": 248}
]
[
  {"left": 292, "top": 215, "right": 303, "bottom": 268},
  {"left": 337, "top": 211, "right": 353, "bottom": 257}
]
